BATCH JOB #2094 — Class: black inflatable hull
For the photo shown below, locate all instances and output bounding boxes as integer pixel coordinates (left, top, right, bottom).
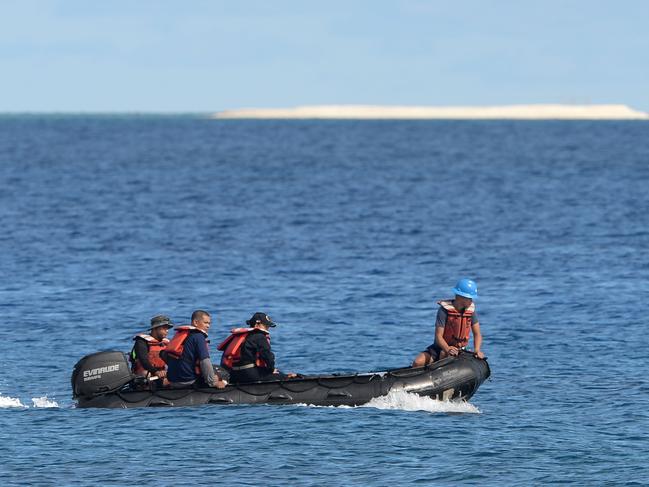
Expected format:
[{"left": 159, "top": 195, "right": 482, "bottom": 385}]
[{"left": 75, "top": 352, "right": 490, "bottom": 409}]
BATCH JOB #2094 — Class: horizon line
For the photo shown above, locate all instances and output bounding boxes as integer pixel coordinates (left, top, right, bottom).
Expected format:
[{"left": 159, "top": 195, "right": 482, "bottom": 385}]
[
  {"left": 2, "top": 104, "right": 649, "bottom": 121},
  {"left": 214, "top": 104, "right": 649, "bottom": 120}
]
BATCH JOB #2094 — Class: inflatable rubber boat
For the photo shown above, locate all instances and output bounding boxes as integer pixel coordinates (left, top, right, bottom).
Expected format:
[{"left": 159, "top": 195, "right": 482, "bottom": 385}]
[{"left": 72, "top": 350, "right": 490, "bottom": 409}]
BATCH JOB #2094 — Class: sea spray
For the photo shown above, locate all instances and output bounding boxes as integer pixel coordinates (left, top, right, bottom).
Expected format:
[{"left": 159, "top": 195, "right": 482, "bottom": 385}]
[
  {"left": 0, "top": 394, "right": 27, "bottom": 408},
  {"left": 297, "top": 390, "right": 480, "bottom": 414},
  {"left": 362, "top": 390, "right": 480, "bottom": 414},
  {"left": 31, "top": 396, "right": 59, "bottom": 408},
  {"left": 0, "top": 394, "right": 59, "bottom": 408}
]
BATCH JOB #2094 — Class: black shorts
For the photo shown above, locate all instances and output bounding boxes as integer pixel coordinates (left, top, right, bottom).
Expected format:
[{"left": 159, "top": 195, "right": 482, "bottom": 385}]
[
  {"left": 423, "top": 343, "right": 442, "bottom": 361},
  {"left": 229, "top": 367, "right": 276, "bottom": 384}
]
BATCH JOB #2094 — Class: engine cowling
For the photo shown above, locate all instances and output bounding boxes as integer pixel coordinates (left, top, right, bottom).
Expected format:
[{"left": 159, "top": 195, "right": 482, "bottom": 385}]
[{"left": 72, "top": 351, "right": 134, "bottom": 398}]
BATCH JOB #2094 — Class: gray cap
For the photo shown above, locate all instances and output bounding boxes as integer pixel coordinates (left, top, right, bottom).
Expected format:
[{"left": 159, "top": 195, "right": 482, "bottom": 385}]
[{"left": 150, "top": 314, "right": 174, "bottom": 330}]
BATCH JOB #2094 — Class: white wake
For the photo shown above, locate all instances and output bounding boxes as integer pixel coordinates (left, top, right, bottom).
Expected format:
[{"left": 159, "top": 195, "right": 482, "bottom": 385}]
[
  {"left": 0, "top": 394, "right": 59, "bottom": 409},
  {"left": 297, "top": 390, "right": 480, "bottom": 414},
  {"left": 361, "top": 390, "right": 480, "bottom": 414},
  {"left": 31, "top": 396, "right": 60, "bottom": 408},
  {"left": 0, "top": 394, "right": 26, "bottom": 408}
]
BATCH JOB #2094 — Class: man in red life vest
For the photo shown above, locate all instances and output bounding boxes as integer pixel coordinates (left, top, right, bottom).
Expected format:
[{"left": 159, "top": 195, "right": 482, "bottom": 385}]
[
  {"left": 412, "top": 278, "right": 485, "bottom": 367},
  {"left": 130, "top": 315, "right": 174, "bottom": 380},
  {"left": 164, "top": 310, "right": 227, "bottom": 389},
  {"left": 218, "top": 312, "right": 297, "bottom": 383}
]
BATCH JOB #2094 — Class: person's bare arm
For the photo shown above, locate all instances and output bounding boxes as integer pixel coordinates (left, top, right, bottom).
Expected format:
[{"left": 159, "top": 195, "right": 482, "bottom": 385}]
[
  {"left": 435, "top": 326, "right": 458, "bottom": 356},
  {"left": 472, "top": 322, "right": 484, "bottom": 359}
]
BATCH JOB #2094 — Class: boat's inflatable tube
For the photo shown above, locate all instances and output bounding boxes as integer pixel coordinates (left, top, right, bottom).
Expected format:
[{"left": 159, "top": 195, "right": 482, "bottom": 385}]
[{"left": 72, "top": 350, "right": 490, "bottom": 409}]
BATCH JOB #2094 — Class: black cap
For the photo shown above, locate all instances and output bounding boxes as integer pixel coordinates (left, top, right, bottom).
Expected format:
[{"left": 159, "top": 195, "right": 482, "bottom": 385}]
[
  {"left": 246, "top": 312, "right": 276, "bottom": 328},
  {"left": 150, "top": 315, "right": 174, "bottom": 330}
]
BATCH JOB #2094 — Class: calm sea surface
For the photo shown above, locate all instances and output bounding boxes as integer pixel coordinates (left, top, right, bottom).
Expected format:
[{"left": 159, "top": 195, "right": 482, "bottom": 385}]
[{"left": 0, "top": 117, "right": 648, "bottom": 486}]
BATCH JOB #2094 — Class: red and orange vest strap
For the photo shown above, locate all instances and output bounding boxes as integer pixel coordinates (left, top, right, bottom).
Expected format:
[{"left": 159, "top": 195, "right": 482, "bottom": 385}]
[{"left": 438, "top": 300, "right": 475, "bottom": 316}]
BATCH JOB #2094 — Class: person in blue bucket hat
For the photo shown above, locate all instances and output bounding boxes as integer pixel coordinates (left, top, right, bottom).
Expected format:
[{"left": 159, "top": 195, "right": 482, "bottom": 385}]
[{"left": 412, "top": 278, "right": 484, "bottom": 366}]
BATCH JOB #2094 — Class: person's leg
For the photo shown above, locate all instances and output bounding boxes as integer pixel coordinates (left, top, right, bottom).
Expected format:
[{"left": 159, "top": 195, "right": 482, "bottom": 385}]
[
  {"left": 229, "top": 367, "right": 262, "bottom": 384},
  {"left": 412, "top": 351, "right": 432, "bottom": 367},
  {"left": 259, "top": 371, "right": 296, "bottom": 381},
  {"left": 413, "top": 344, "right": 442, "bottom": 367}
]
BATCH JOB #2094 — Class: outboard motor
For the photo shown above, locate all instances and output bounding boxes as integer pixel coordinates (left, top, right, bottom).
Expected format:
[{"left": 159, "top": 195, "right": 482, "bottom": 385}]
[{"left": 71, "top": 351, "right": 134, "bottom": 398}]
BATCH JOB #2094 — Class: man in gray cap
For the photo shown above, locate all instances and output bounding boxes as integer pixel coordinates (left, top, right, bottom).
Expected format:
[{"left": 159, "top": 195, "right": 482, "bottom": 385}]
[{"left": 130, "top": 315, "right": 174, "bottom": 380}]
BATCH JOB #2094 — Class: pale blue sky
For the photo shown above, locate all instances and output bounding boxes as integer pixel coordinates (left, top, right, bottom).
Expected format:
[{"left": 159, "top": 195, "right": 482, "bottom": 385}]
[{"left": 2, "top": 0, "right": 648, "bottom": 112}]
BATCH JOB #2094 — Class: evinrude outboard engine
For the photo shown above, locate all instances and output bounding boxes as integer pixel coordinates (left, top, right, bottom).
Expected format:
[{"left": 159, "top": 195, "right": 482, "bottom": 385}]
[{"left": 71, "top": 351, "right": 134, "bottom": 398}]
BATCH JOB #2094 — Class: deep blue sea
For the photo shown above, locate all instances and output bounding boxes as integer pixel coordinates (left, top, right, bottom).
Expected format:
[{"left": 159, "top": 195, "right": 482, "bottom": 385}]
[{"left": 1, "top": 116, "right": 648, "bottom": 486}]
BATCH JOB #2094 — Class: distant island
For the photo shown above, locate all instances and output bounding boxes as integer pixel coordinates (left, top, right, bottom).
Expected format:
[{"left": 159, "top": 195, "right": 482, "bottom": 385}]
[{"left": 213, "top": 104, "right": 649, "bottom": 120}]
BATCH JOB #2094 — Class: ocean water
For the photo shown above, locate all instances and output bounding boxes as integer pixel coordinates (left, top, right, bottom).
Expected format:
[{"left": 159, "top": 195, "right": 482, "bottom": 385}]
[{"left": 0, "top": 117, "right": 648, "bottom": 486}]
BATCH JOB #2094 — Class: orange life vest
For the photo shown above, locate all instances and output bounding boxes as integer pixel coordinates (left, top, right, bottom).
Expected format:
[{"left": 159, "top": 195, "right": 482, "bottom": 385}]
[
  {"left": 217, "top": 327, "right": 270, "bottom": 370},
  {"left": 163, "top": 326, "right": 204, "bottom": 359},
  {"left": 438, "top": 300, "right": 475, "bottom": 348},
  {"left": 163, "top": 326, "right": 208, "bottom": 375},
  {"left": 130, "top": 334, "right": 169, "bottom": 376}
]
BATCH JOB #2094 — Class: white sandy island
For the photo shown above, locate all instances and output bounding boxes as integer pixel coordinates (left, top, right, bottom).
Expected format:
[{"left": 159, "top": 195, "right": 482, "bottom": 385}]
[{"left": 213, "top": 104, "right": 649, "bottom": 120}]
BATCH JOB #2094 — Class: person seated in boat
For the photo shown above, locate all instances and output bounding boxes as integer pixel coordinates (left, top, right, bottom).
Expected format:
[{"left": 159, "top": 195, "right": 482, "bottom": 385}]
[
  {"left": 162, "top": 309, "right": 227, "bottom": 389},
  {"left": 130, "top": 314, "right": 174, "bottom": 383},
  {"left": 218, "top": 312, "right": 297, "bottom": 383},
  {"left": 412, "top": 278, "right": 485, "bottom": 367}
]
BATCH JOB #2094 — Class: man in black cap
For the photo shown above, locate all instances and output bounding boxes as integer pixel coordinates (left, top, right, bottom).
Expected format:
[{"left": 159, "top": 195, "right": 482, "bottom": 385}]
[
  {"left": 218, "top": 312, "right": 297, "bottom": 383},
  {"left": 130, "top": 315, "right": 174, "bottom": 380}
]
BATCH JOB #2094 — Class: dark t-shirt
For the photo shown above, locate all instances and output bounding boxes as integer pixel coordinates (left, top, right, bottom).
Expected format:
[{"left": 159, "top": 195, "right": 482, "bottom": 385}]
[{"left": 166, "top": 331, "right": 210, "bottom": 383}]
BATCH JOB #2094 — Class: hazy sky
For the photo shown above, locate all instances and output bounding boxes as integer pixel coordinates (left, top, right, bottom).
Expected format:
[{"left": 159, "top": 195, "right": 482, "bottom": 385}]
[{"left": 2, "top": 0, "right": 648, "bottom": 112}]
